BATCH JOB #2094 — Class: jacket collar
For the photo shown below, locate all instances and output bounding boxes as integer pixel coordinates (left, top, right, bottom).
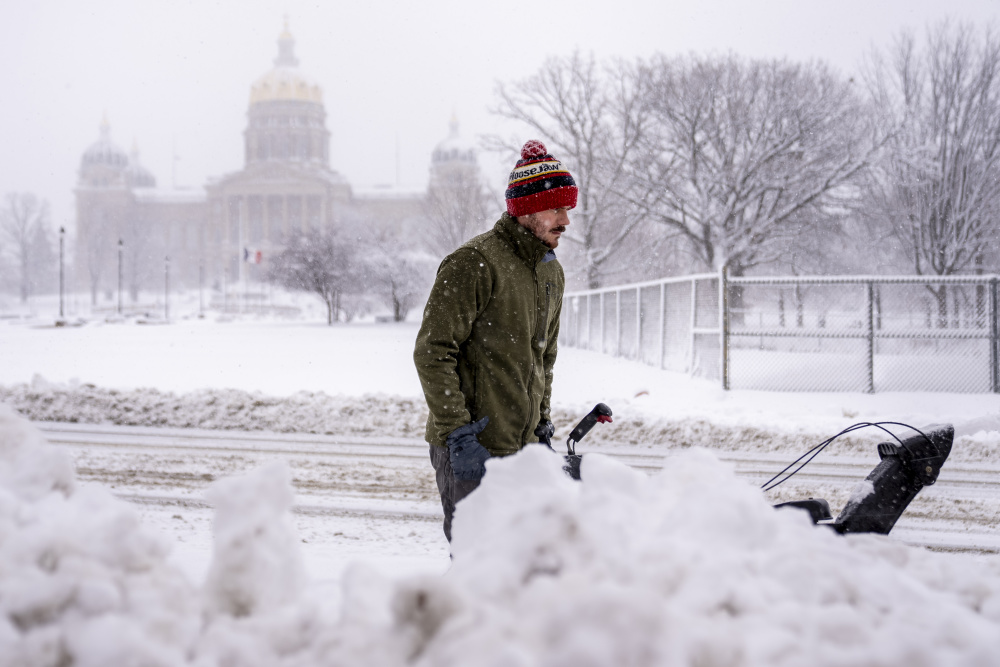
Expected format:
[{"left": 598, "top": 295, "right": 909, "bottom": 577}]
[{"left": 495, "top": 212, "right": 553, "bottom": 266}]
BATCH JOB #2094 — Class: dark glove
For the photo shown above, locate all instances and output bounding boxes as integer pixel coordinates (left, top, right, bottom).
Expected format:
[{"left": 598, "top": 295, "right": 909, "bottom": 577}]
[
  {"left": 447, "top": 416, "right": 491, "bottom": 481},
  {"left": 534, "top": 419, "right": 555, "bottom": 449}
]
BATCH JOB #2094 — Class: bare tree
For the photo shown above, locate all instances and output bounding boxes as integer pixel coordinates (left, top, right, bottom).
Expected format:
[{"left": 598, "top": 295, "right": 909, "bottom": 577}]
[
  {"left": 366, "top": 245, "right": 434, "bottom": 322},
  {"left": 424, "top": 167, "right": 493, "bottom": 258},
  {"left": 865, "top": 22, "right": 1000, "bottom": 325},
  {"left": 628, "top": 55, "right": 879, "bottom": 277},
  {"left": 81, "top": 210, "right": 119, "bottom": 306},
  {"left": 125, "top": 218, "right": 157, "bottom": 301},
  {"left": 28, "top": 223, "right": 57, "bottom": 295},
  {"left": 0, "top": 192, "right": 54, "bottom": 302},
  {"left": 267, "top": 228, "right": 358, "bottom": 325},
  {"left": 487, "top": 52, "right": 649, "bottom": 288}
]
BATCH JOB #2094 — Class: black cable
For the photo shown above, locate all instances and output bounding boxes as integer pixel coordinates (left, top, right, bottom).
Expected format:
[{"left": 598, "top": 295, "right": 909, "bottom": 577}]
[{"left": 760, "top": 421, "right": 932, "bottom": 493}]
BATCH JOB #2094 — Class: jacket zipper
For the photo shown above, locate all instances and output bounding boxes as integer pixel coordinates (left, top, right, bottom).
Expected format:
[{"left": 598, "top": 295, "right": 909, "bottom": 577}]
[
  {"left": 537, "top": 282, "right": 551, "bottom": 347},
  {"left": 524, "top": 270, "right": 541, "bottom": 444}
]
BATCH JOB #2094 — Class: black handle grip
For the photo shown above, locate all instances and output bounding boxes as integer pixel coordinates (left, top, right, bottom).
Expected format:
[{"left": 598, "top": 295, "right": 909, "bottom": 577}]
[{"left": 568, "top": 403, "right": 613, "bottom": 444}]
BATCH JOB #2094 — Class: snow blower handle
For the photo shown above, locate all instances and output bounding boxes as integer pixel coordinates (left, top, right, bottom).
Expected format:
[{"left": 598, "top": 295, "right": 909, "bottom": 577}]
[{"left": 567, "top": 403, "right": 613, "bottom": 454}]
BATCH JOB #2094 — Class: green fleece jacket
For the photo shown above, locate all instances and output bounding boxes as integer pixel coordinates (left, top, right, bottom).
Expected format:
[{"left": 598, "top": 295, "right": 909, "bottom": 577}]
[{"left": 414, "top": 213, "right": 564, "bottom": 456}]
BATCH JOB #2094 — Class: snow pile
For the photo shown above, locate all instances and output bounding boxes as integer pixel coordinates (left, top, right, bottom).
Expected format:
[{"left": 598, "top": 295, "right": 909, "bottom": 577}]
[
  {"left": 4, "top": 406, "right": 1000, "bottom": 665},
  {"left": 0, "top": 375, "right": 428, "bottom": 436},
  {"left": 215, "top": 448, "right": 1000, "bottom": 665},
  {"left": 203, "top": 462, "right": 306, "bottom": 617},
  {"left": 0, "top": 406, "right": 330, "bottom": 666},
  {"left": 405, "top": 447, "right": 1000, "bottom": 666},
  {"left": 0, "top": 404, "right": 200, "bottom": 665},
  {"left": 196, "top": 463, "right": 324, "bottom": 666}
]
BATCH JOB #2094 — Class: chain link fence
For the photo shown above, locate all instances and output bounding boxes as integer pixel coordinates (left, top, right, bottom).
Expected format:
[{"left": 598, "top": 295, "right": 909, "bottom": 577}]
[
  {"left": 561, "top": 272, "right": 1000, "bottom": 393},
  {"left": 561, "top": 273, "right": 722, "bottom": 380}
]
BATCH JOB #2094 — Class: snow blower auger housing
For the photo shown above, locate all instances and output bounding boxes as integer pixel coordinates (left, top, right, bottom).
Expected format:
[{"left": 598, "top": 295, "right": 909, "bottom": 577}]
[{"left": 773, "top": 423, "right": 954, "bottom": 535}]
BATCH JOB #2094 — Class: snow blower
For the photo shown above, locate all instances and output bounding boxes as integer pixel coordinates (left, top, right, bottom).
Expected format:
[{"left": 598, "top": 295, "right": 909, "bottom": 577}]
[
  {"left": 552, "top": 404, "right": 953, "bottom": 536},
  {"left": 768, "top": 422, "right": 953, "bottom": 535}
]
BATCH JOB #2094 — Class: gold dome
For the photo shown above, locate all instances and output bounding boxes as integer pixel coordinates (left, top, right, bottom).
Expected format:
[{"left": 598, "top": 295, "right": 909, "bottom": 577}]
[
  {"left": 249, "top": 68, "right": 322, "bottom": 105},
  {"left": 248, "top": 21, "right": 322, "bottom": 106}
]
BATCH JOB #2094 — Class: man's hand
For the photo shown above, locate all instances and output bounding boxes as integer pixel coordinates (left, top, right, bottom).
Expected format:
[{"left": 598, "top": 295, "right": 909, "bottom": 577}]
[
  {"left": 447, "top": 416, "right": 491, "bottom": 481},
  {"left": 534, "top": 419, "right": 555, "bottom": 449}
]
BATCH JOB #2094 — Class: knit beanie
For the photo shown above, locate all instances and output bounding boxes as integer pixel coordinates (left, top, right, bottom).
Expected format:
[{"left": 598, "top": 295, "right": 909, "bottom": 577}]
[{"left": 505, "top": 140, "right": 578, "bottom": 217}]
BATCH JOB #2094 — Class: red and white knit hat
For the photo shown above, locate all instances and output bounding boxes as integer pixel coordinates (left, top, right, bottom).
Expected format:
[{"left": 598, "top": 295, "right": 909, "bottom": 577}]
[{"left": 505, "top": 140, "right": 578, "bottom": 217}]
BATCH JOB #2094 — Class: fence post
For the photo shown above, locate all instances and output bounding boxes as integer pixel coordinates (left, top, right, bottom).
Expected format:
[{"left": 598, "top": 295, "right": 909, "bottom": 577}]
[
  {"left": 600, "top": 292, "right": 608, "bottom": 354},
  {"left": 576, "top": 296, "right": 583, "bottom": 348},
  {"left": 721, "top": 267, "right": 730, "bottom": 390},
  {"left": 659, "top": 282, "right": 666, "bottom": 370},
  {"left": 616, "top": 289, "right": 622, "bottom": 357},
  {"left": 562, "top": 297, "right": 568, "bottom": 346},
  {"left": 689, "top": 279, "right": 697, "bottom": 374},
  {"left": 865, "top": 281, "right": 875, "bottom": 394},
  {"left": 586, "top": 294, "right": 594, "bottom": 350},
  {"left": 636, "top": 286, "right": 642, "bottom": 362},
  {"left": 991, "top": 277, "right": 998, "bottom": 393}
]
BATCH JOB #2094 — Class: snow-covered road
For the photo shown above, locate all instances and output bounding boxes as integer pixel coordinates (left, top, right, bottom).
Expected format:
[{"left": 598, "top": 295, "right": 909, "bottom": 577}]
[
  {"left": 35, "top": 421, "right": 449, "bottom": 586},
  {"left": 38, "top": 421, "right": 1000, "bottom": 576}
]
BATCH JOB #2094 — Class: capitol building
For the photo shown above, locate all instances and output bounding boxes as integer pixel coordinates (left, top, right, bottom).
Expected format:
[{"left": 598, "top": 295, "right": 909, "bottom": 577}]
[{"left": 74, "top": 23, "right": 480, "bottom": 305}]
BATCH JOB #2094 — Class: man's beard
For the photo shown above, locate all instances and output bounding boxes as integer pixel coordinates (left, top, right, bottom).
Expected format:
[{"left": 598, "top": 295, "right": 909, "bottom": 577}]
[
  {"left": 546, "top": 226, "right": 567, "bottom": 248},
  {"left": 525, "top": 214, "right": 565, "bottom": 248}
]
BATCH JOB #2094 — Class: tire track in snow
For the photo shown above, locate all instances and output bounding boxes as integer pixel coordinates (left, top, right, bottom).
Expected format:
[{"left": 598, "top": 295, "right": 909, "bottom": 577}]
[
  {"left": 38, "top": 422, "right": 1000, "bottom": 554},
  {"left": 43, "top": 422, "right": 999, "bottom": 492}
]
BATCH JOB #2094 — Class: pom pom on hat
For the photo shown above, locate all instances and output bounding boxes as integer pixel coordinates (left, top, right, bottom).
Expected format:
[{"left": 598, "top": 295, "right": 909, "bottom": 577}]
[
  {"left": 506, "top": 140, "right": 578, "bottom": 217},
  {"left": 520, "top": 140, "right": 548, "bottom": 160}
]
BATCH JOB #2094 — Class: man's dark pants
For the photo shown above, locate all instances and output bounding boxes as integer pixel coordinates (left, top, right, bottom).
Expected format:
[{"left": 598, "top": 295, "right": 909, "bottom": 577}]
[{"left": 429, "top": 444, "right": 482, "bottom": 542}]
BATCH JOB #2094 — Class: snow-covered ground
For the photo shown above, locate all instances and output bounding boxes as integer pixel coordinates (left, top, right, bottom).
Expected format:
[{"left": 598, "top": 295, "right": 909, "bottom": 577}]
[
  {"left": 4, "top": 314, "right": 1000, "bottom": 438},
  {"left": 3, "top": 311, "right": 1000, "bottom": 664}
]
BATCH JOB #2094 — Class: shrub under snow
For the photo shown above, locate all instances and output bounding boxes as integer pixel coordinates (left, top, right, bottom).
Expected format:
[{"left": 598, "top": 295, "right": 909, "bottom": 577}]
[{"left": 2, "top": 405, "right": 1000, "bottom": 666}]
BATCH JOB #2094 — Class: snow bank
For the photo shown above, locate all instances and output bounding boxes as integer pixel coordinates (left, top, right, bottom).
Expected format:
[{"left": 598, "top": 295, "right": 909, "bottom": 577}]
[
  {"left": 0, "top": 376, "right": 428, "bottom": 437},
  {"left": 5, "top": 376, "right": 1000, "bottom": 462},
  {"left": 203, "top": 462, "right": 306, "bottom": 618},
  {"left": 425, "top": 447, "right": 1000, "bottom": 666},
  {"left": 0, "top": 404, "right": 199, "bottom": 666},
  {"left": 3, "top": 406, "right": 1000, "bottom": 666}
]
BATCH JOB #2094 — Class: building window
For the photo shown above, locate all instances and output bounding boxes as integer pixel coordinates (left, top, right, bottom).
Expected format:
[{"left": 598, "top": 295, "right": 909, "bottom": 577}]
[
  {"left": 288, "top": 196, "right": 302, "bottom": 234},
  {"left": 212, "top": 200, "right": 223, "bottom": 243},
  {"left": 306, "top": 196, "right": 322, "bottom": 229},
  {"left": 248, "top": 196, "right": 264, "bottom": 242},
  {"left": 228, "top": 197, "right": 241, "bottom": 243},
  {"left": 189, "top": 220, "right": 201, "bottom": 250},
  {"left": 267, "top": 196, "right": 284, "bottom": 241}
]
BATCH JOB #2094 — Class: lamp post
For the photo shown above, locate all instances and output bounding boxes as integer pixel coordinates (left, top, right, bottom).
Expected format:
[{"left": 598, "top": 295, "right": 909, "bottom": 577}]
[
  {"left": 199, "top": 257, "right": 205, "bottom": 318},
  {"left": 58, "top": 227, "right": 65, "bottom": 321},
  {"left": 117, "top": 238, "right": 124, "bottom": 316},
  {"left": 164, "top": 255, "right": 170, "bottom": 321}
]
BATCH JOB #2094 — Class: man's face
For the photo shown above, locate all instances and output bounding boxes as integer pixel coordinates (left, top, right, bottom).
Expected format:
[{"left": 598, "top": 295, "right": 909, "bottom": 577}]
[{"left": 519, "top": 207, "right": 571, "bottom": 249}]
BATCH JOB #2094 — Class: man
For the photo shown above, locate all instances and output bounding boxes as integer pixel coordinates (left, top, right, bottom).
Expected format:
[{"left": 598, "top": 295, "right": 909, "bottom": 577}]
[{"left": 413, "top": 140, "right": 576, "bottom": 541}]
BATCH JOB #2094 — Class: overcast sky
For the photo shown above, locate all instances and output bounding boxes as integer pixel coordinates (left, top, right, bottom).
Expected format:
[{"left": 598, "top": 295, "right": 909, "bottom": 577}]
[{"left": 1, "top": 0, "right": 998, "bottom": 231}]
